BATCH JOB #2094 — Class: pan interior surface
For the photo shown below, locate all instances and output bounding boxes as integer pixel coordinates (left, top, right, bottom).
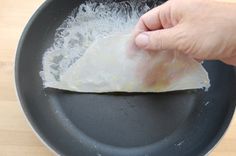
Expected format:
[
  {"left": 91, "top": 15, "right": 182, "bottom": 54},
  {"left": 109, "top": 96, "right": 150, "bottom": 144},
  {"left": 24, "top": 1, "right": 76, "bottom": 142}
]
[{"left": 15, "top": 0, "right": 236, "bottom": 156}]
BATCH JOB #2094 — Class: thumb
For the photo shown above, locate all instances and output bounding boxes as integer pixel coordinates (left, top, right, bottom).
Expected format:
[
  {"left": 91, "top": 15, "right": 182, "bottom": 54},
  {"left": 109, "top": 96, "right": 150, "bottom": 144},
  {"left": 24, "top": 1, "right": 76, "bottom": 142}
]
[{"left": 135, "top": 26, "right": 184, "bottom": 52}]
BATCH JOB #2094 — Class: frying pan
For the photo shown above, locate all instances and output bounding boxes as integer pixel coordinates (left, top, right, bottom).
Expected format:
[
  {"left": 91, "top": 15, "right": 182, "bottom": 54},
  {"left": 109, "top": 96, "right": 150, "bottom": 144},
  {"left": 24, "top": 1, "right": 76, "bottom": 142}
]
[{"left": 15, "top": 0, "right": 236, "bottom": 156}]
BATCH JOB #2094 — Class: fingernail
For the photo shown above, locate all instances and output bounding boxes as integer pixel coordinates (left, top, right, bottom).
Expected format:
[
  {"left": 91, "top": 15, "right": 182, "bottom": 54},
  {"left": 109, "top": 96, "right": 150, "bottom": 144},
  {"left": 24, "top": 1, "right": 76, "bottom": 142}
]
[{"left": 135, "top": 33, "right": 149, "bottom": 48}]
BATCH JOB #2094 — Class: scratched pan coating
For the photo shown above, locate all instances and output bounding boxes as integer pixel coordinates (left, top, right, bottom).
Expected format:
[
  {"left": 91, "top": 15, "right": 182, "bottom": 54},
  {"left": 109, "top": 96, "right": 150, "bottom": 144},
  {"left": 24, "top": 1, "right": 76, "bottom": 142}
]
[{"left": 15, "top": 0, "right": 236, "bottom": 156}]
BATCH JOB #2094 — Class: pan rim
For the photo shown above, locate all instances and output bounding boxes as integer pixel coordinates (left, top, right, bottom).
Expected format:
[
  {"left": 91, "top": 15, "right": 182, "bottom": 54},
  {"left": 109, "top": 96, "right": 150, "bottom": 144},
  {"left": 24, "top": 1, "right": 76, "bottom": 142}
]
[
  {"left": 14, "top": 0, "right": 236, "bottom": 156},
  {"left": 14, "top": 1, "right": 60, "bottom": 155}
]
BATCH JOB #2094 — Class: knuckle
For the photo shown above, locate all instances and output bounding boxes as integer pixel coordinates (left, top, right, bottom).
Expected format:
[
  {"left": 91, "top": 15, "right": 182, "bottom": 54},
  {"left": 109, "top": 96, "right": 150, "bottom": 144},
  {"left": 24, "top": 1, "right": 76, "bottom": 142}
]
[{"left": 174, "top": 31, "right": 193, "bottom": 54}]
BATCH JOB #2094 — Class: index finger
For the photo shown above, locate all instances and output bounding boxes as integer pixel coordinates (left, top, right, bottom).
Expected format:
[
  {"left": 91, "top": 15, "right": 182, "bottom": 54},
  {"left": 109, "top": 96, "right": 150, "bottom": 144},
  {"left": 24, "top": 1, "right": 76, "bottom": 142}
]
[{"left": 133, "top": 1, "right": 171, "bottom": 35}]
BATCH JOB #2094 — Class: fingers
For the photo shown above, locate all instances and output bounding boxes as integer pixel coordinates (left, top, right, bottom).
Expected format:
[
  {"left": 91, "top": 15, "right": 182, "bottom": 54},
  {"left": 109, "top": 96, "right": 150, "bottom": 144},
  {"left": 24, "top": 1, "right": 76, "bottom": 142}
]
[
  {"left": 135, "top": 25, "right": 184, "bottom": 51},
  {"left": 133, "top": 1, "right": 171, "bottom": 34},
  {"left": 132, "top": 1, "right": 183, "bottom": 52}
]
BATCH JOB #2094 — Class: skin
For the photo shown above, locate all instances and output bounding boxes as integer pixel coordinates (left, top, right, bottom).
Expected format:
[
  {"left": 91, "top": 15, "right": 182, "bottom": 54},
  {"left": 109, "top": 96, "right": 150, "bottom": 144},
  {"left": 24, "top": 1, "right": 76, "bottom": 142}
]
[{"left": 133, "top": 0, "right": 236, "bottom": 66}]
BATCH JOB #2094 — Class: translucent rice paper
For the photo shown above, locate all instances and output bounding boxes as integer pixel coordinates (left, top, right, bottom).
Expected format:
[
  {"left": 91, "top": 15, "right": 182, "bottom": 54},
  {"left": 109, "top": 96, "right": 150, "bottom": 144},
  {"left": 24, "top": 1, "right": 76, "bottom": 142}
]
[
  {"left": 40, "top": 0, "right": 210, "bottom": 93},
  {"left": 48, "top": 34, "right": 210, "bottom": 92}
]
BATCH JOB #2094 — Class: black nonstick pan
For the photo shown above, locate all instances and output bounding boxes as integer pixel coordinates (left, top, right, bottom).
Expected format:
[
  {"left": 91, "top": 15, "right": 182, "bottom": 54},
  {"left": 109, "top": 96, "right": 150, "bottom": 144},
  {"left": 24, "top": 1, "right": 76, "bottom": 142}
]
[{"left": 15, "top": 0, "right": 236, "bottom": 156}]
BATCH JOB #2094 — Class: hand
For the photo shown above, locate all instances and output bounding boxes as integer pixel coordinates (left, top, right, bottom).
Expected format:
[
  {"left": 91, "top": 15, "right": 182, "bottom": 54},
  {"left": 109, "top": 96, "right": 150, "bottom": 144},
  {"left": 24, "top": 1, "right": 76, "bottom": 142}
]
[{"left": 133, "top": 0, "right": 236, "bottom": 66}]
